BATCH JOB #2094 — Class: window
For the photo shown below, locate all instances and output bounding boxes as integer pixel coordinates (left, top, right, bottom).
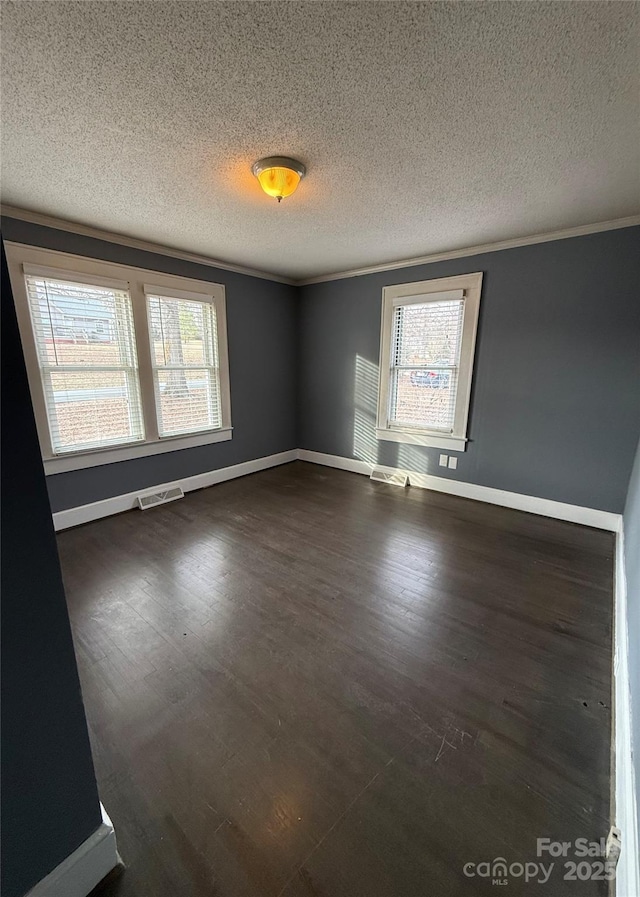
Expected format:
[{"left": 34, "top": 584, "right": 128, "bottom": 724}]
[
  {"left": 376, "top": 273, "right": 483, "bottom": 452},
  {"left": 24, "top": 270, "right": 144, "bottom": 454},
  {"left": 146, "top": 289, "right": 221, "bottom": 437},
  {"left": 6, "top": 244, "right": 232, "bottom": 473}
]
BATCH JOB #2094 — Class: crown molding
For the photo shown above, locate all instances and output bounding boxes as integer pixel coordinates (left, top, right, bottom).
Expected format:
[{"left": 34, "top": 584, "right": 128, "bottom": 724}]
[
  {"left": 0, "top": 204, "right": 295, "bottom": 286},
  {"left": 2, "top": 204, "right": 638, "bottom": 288},
  {"left": 297, "top": 215, "right": 640, "bottom": 286}
]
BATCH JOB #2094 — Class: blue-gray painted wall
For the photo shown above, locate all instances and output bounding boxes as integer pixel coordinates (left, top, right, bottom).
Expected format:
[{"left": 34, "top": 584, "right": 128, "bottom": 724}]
[
  {"left": 1, "top": 216, "right": 299, "bottom": 512},
  {"left": 298, "top": 227, "right": 640, "bottom": 513},
  {"left": 623, "top": 436, "right": 640, "bottom": 839},
  {"left": 4, "top": 219, "right": 639, "bottom": 514},
  {"left": 1, "top": 240, "right": 102, "bottom": 897}
]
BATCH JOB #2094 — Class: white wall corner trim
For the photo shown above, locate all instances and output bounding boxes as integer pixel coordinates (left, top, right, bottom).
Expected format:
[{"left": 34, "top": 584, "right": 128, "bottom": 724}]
[
  {"left": 298, "top": 216, "right": 640, "bottom": 285},
  {"left": 296, "top": 450, "right": 622, "bottom": 531},
  {"left": 0, "top": 204, "right": 295, "bottom": 286},
  {"left": 25, "top": 803, "right": 119, "bottom": 897},
  {"left": 3, "top": 204, "right": 638, "bottom": 289},
  {"left": 52, "top": 450, "right": 298, "bottom": 530},
  {"left": 614, "top": 523, "right": 640, "bottom": 897}
]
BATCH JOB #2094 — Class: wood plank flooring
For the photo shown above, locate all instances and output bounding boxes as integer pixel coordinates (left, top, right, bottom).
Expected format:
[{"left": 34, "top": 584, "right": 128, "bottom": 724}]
[{"left": 57, "top": 461, "right": 614, "bottom": 896}]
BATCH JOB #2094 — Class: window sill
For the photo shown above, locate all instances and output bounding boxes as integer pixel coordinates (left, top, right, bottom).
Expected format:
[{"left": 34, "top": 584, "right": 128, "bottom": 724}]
[
  {"left": 42, "top": 427, "right": 233, "bottom": 475},
  {"left": 375, "top": 427, "right": 467, "bottom": 452}
]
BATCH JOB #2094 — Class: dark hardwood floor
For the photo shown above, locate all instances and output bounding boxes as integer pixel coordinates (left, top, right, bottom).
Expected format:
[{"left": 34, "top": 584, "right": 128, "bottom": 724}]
[{"left": 57, "top": 461, "right": 614, "bottom": 896}]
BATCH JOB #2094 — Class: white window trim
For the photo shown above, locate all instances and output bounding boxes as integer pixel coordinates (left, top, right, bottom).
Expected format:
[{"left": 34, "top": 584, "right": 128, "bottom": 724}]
[
  {"left": 5, "top": 242, "right": 233, "bottom": 474},
  {"left": 376, "top": 272, "right": 483, "bottom": 452}
]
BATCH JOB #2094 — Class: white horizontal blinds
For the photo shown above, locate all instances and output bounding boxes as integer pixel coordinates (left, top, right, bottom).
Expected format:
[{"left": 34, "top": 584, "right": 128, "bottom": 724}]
[
  {"left": 25, "top": 273, "right": 144, "bottom": 454},
  {"left": 146, "top": 293, "right": 221, "bottom": 437},
  {"left": 389, "top": 298, "right": 465, "bottom": 432}
]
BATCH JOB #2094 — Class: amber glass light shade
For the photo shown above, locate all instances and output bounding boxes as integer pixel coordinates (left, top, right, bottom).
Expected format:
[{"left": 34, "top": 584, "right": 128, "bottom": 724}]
[
  {"left": 257, "top": 166, "right": 300, "bottom": 200},
  {"left": 252, "top": 157, "right": 306, "bottom": 202}
]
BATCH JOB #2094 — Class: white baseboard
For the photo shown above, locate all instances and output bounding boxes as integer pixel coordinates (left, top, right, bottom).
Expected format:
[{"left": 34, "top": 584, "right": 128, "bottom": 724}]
[
  {"left": 53, "top": 449, "right": 298, "bottom": 531},
  {"left": 26, "top": 803, "right": 119, "bottom": 897},
  {"left": 614, "top": 523, "right": 640, "bottom": 897},
  {"left": 297, "top": 449, "right": 621, "bottom": 532},
  {"left": 297, "top": 450, "right": 372, "bottom": 478},
  {"left": 53, "top": 446, "right": 622, "bottom": 533}
]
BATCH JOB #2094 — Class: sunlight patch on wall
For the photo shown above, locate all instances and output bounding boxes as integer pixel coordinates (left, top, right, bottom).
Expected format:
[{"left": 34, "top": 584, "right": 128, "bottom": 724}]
[
  {"left": 353, "top": 354, "right": 379, "bottom": 465},
  {"left": 397, "top": 443, "right": 433, "bottom": 476}
]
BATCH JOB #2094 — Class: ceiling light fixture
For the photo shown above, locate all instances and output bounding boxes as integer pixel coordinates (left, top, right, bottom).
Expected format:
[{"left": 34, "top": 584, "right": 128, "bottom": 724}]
[{"left": 252, "top": 156, "right": 306, "bottom": 202}]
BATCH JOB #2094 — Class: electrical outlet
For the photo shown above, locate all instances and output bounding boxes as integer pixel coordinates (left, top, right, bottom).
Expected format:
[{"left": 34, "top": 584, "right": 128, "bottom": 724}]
[
  {"left": 439, "top": 454, "right": 448, "bottom": 467},
  {"left": 448, "top": 456, "right": 458, "bottom": 470}
]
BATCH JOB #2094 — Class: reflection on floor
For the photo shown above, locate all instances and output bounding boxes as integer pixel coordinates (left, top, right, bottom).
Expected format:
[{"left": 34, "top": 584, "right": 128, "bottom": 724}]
[{"left": 58, "top": 461, "right": 613, "bottom": 897}]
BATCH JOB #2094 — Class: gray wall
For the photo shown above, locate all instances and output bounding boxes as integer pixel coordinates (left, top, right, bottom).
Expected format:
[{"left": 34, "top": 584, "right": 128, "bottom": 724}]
[
  {"left": 623, "top": 435, "right": 640, "bottom": 839},
  {"left": 1, "top": 240, "right": 102, "bottom": 897},
  {"left": 1, "top": 216, "right": 298, "bottom": 513},
  {"left": 298, "top": 227, "right": 640, "bottom": 513},
  {"left": 4, "top": 218, "right": 639, "bottom": 515}
]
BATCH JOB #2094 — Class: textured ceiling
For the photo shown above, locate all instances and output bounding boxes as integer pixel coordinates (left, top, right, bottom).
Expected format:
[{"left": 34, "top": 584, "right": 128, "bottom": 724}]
[{"left": 2, "top": 1, "right": 639, "bottom": 280}]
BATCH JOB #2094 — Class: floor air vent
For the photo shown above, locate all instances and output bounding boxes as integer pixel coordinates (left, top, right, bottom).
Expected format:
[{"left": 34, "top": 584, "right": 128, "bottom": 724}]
[
  {"left": 370, "top": 468, "right": 409, "bottom": 488},
  {"left": 137, "top": 486, "right": 184, "bottom": 510}
]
